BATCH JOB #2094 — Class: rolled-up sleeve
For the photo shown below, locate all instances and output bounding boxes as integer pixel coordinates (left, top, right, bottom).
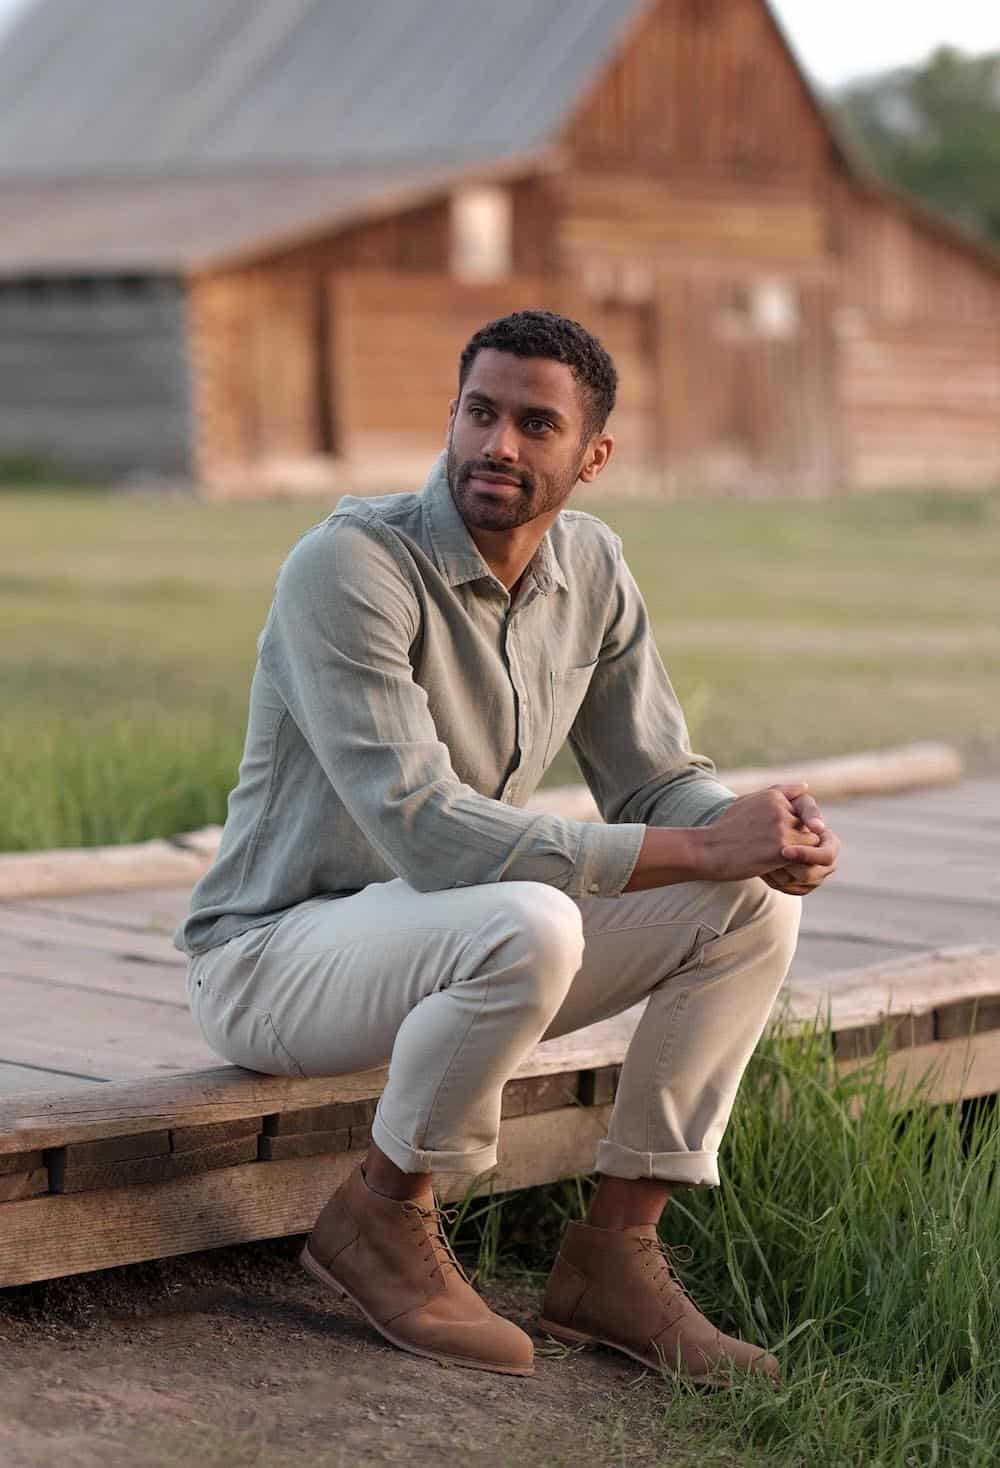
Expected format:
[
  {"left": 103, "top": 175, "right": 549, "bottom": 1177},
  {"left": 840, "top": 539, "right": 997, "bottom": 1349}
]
[
  {"left": 259, "top": 521, "right": 645, "bottom": 898},
  {"left": 569, "top": 545, "right": 737, "bottom": 831}
]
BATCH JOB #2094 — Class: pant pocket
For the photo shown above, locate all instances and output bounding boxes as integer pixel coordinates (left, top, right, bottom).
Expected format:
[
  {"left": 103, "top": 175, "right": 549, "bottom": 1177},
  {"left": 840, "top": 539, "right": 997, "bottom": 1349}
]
[{"left": 195, "top": 995, "right": 304, "bottom": 1078}]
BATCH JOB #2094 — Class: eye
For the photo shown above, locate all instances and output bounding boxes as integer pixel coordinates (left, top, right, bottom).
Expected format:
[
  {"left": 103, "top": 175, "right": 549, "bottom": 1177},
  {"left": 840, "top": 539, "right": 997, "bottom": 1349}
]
[
  {"left": 524, "top": 417, "right": 553, "bottom": 435},
  {"left": 466, "top": 403, "right": 492, "bottom": 422}
]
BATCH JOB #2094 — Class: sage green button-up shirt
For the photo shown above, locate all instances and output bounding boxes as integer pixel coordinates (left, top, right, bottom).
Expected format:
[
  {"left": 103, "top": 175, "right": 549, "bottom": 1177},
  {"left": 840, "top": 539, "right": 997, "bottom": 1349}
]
[{"left": 177, "top": 456, "right": 735, "bottom": 955}]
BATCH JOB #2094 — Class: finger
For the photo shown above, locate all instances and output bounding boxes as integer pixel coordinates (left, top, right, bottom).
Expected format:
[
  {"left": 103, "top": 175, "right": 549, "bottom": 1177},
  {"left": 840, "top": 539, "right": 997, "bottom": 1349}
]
[
  {"left": 780, "top": 831, "right": 839, "bottom": 867},
  {"left": 789, "top": 792, "right": 825, "bottom": 834},
  {"left": 764, "top": 871, "right": 816, "bottom": 896},
  {"left": 774, "top": 782, "right": 809, "bottom": 801}
]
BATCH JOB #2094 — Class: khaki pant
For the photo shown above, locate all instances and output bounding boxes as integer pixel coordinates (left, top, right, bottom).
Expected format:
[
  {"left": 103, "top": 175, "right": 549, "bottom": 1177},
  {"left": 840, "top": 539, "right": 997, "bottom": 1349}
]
[{"left": 187, "top": 878, "right": 800, "bottom": 1187}]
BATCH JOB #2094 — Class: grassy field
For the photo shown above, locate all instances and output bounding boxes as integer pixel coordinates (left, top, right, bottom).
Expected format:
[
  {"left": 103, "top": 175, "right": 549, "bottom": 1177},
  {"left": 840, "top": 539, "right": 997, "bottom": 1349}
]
[
  {"left": 3, "top": 484, "right": 999, "bottom": 851},
  {"left": 451, "top": 1026, "right": 1000, "bottom": 1468}
]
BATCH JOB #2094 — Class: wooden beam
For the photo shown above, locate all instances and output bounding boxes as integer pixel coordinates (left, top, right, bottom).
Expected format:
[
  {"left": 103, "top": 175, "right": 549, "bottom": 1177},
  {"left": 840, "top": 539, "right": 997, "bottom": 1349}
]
[
  {"left": 0, "top": 1105, "right": 612, "bottom": 1288},
  {"left": 839, "top": 1030, "right": 1000, "bottom": 1108}
]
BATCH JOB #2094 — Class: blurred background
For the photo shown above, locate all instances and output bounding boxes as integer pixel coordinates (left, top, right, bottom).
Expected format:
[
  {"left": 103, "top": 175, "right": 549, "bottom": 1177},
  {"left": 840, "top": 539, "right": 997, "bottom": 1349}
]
[{"left": 1, "top": 0, "right": 997, "bottom": 853}]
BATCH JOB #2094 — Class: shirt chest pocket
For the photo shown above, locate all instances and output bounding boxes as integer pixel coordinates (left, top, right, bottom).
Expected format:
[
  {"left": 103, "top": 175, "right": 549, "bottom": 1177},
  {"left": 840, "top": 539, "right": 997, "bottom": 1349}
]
[{"left": 544, "top": 660, "right": 599, "bottom": 766}]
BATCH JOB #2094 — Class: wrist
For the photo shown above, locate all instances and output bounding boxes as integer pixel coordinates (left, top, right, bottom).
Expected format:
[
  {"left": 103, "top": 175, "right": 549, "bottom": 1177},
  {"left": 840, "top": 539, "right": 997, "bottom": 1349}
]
[{"left": 625, "top": 825, "right": 708, "bottom": 891}]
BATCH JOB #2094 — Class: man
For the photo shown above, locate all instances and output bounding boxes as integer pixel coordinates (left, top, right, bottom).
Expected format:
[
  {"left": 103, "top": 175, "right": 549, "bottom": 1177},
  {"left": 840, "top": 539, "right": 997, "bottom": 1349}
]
[{"left": 178, "top": 310, "right": 839, "bottom": 1385}]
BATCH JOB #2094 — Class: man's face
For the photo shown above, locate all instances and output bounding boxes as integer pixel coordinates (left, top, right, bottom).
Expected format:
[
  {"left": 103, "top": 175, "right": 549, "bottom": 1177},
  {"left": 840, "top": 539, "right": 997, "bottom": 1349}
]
[{"left": 446, "top": 349, "right": 606, "bottom": 533}]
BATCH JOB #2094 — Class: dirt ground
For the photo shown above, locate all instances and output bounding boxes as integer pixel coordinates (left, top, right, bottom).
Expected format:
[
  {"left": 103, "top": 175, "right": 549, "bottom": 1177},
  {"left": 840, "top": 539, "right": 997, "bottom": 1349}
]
[{"left": 0, "top": 1237, "right": 723, "bottom": 1468}]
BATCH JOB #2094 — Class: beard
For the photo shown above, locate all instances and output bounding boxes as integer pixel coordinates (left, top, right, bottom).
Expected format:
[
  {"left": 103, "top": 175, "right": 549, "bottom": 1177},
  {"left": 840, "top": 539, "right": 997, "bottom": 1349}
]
[{"left": 445, "top": 436, "right": 581, "bottom": 532}]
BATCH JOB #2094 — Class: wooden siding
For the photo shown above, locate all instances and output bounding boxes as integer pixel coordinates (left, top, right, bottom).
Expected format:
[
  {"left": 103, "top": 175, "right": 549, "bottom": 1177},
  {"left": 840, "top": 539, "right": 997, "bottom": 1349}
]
[
  {"left": 834, "top": 181, "right": 1000, "bottom": 489},
  {"left": 654, "top": 272, "right": 841, "bottom": 494},
  {"left": 840, "top": 323, "right": 1000, "bottom": 489},
  {"left": 188, "top": 202, "right": 452, "bottom": 483},
  {"left": 562, "top": 0, "right": 833, "bottom": 180},
  {"left": 836, "top": 181, "right": 1000, "bottom": 328},
  {"left": 558, "top": 172, "right": 828, "bottom": 274},
  {"left": 188, "top": 270, "right": 320, "bottom": 480},
  {"left": 0, "top": 278, "right": 191, "bottom": 479}
]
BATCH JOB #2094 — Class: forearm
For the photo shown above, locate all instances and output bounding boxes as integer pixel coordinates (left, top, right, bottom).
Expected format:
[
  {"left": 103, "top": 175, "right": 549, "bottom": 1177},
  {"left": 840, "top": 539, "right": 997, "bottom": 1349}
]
[{"left": 622, "top": 825, "right": 707, "bottom": 891}]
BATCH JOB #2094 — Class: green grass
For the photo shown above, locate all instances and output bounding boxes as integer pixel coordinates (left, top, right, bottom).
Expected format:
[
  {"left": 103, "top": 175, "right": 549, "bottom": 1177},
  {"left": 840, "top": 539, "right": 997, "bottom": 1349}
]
[
  {"left": 2, "top": 485, "right": 999, "bottom": 851},
  {"left": 450, "top": 1025, "right": 1000, "bottom": 1468}
]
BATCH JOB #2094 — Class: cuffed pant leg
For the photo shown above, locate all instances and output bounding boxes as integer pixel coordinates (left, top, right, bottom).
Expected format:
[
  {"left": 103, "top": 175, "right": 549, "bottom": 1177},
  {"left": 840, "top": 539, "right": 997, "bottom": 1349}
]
[{"left": 544, "top": 879, "right": 801, "bottom": 1187}]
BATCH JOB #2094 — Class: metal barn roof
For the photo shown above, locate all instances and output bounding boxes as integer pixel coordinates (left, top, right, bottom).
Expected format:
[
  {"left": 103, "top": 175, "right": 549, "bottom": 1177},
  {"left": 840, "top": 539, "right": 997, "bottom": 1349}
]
[{"left": 0, "top": 0, "right": 636, "bottom": 178}]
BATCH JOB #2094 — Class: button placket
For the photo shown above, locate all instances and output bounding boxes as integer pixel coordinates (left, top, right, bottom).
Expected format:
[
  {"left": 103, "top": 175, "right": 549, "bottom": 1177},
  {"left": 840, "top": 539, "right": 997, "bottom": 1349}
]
[{"left": 503, "top": 607, "right": 531, "bottom": 804}]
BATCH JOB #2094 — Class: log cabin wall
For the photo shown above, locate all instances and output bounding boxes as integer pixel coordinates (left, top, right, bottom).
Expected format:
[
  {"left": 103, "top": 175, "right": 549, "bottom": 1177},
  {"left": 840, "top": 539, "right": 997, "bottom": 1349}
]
[
  {"left": 834, "top": 181, "right": 1000, "bottom": 489},
  {"left": 187, "top": 200, "right": 451, "bottom": 491}
]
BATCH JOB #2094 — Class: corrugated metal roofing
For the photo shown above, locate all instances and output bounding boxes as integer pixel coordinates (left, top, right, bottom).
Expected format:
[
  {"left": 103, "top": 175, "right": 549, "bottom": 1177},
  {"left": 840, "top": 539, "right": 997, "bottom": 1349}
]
[{"left": 0, "top": 0, "right": 638, "bottom": 178}]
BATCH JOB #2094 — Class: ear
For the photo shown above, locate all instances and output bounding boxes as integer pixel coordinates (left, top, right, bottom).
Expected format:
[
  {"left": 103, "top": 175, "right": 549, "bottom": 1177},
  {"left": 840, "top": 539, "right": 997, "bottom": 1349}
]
[
  {"left": 446, "top": 397, "right": 458, "bottom": 434},
  {"left": 578, "top": 432, "right": 615, "bottom": 484}
]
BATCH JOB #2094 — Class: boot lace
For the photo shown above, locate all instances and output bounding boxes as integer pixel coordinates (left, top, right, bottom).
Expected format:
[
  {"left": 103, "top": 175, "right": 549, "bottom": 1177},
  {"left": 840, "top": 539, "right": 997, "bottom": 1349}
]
[
  {"left": 402, "top": 1201, "right": 469, "bottom": 1283},
  {"left": 637, "top": 1236, "right": 696, "bottom": 1309}
]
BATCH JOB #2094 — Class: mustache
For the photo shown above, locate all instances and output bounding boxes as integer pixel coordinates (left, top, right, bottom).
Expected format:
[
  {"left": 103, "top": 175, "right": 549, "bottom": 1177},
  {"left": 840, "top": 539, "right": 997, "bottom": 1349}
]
[{"left": 458, "top": 460, "right": 533, "bottom": 492}]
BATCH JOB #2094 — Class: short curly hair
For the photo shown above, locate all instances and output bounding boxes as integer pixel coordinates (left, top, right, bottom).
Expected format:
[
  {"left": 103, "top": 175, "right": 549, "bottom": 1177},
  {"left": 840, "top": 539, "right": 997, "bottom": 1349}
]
[{"left": 457, "top": 309, "right": 617, "bottom": 437}]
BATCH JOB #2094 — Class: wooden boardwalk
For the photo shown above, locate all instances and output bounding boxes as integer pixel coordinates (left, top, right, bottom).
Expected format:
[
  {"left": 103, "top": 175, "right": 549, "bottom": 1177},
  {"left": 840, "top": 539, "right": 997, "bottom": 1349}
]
[{"left": 1, "top": 779, "right": 998, "bottom": 1095}]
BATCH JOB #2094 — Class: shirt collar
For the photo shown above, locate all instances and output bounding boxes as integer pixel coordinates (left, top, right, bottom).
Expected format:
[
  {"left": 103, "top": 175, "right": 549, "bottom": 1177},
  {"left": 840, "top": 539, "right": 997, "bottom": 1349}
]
[{"left": 421, "top": 453, "right": 568, "bottom": 595}]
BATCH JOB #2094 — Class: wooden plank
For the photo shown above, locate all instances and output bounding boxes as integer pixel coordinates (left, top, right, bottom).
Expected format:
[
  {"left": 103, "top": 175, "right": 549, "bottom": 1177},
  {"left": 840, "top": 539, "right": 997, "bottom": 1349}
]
[
  {"left": 781, "top": 947, "right": 1000, "bottom": 1033},
  {"left": 0, "top": 908, "right": 184, "bottom": 965},
  {"left": 0, "top": 1061, "right": 106, "bottom": 1094},
  {"left": 0, "top": 974, "right": 218, "bottom": 1080},
  {"left": 263, "top": 1100, "right": 376, "bottom": 1137},
  {"left": 0, "top": 1106, "right": 612, "bottom": 1288},
  {"left": 789, "top": 935, "right": 920, "bottom": 981},
  {"left": 839, "top": 1031, "right": 1000, "bottom": 1108},
  {"left": 3, "top": 888, "right": 192, "bottom": 934},
  {"left": 47, "top": 1135, "right": 259, "bottom": 1195},
  {"left": 170, "top": 1117, "right": 262, "bottom": 1152},
  {"left": 0, "top": 1168, "right": 48, "bottom": 1203},
  {"left": 0, "top": 839, "right": 206, "bottom": 900},
  {"left": 0, "top": 1065, "right": 390, "bottom": 1155},
  {"left": 795, "top": 888, "right": 1000, "bottom": 951},
  {"left": 259, "top": 1128, "right": 352, "bottom": 1161},
  {"left": 0, "top": 937, "right": 189, "bottom": 1005},
  {"left": 0, "top": 1148, "right": 44, "bottom": 1176}
]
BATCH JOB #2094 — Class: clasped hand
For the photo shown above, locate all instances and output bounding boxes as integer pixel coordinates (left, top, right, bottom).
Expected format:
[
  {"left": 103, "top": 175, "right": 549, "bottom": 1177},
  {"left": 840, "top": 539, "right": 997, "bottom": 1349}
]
[{"left": 701, "top": 782, "right": 840, "bottom": 897}]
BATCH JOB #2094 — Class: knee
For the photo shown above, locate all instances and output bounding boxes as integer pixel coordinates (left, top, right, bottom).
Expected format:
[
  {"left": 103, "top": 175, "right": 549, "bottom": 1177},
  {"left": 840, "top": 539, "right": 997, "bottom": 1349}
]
[
  {"left": 743, "top": 880, "right": 801, "bottom": 972},
  {"left": 490, "top": 882, "right": 585, "bottom": 998}
]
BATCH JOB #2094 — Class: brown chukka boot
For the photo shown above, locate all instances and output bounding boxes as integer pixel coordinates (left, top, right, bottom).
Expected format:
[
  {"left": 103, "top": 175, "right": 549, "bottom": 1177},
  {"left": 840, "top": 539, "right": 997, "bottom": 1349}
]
[
  {"left": 538, "top": 1221, "right": 778, "bottom": 1386},
  {"left": 301, "top": 1165, "right": 533, "bottom": 1376}
]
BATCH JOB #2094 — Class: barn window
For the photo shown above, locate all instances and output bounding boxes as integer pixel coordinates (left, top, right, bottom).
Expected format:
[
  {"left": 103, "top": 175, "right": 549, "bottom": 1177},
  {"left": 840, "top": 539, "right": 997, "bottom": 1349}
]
[
  {"left": 750, "top": 279, "right": 799, "bottom": 339},
  {"left": 450, "top": 187, "right": 512, "bottom": 282}
]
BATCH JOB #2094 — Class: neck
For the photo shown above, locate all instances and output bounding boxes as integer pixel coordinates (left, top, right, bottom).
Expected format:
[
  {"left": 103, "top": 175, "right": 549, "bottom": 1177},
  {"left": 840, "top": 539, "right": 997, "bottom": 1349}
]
[{"left": 466, "top": 513, "right": 558, "bottom": 592}]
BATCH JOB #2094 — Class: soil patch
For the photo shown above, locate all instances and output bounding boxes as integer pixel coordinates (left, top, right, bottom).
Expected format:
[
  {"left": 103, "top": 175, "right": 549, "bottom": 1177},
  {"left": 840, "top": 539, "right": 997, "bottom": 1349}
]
[{"left": 0, "top": 1238, "right": 718, "bottom": 1468}]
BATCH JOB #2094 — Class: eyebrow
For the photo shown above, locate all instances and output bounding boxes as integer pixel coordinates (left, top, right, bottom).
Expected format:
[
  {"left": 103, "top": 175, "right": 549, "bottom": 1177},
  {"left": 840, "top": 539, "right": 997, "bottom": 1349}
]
[{"left": 465, "top": 390, "right": 569, "bottom": 426}]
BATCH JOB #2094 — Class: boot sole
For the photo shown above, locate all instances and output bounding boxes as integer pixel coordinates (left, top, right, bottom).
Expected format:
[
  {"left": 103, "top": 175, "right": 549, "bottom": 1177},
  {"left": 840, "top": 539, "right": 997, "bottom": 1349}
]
[
  {"left": 300, "top": 1245, "right": 534, "bottom": 1377},
  {"left": 536, "top": 1316, "right": 730, "bottom": 1386}
]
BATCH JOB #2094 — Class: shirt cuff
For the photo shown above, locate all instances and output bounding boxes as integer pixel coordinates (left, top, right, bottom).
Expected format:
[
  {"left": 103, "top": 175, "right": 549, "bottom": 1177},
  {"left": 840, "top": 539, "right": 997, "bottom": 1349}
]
[{"left": 574, "top": 821, "right": 646, "bottom": 898}]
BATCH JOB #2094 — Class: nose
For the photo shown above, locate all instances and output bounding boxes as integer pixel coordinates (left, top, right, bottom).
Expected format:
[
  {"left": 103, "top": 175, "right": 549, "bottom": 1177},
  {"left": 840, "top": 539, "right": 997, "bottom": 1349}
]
[{"left": 482, "top": 416, "right": 518, "bottom": 464}]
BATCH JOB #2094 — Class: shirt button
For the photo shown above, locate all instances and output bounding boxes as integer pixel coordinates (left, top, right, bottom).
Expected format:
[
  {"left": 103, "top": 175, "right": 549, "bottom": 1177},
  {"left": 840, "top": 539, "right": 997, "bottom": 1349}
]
[{"left": 587, "top": 883, "right": 600, "bottom": 895}]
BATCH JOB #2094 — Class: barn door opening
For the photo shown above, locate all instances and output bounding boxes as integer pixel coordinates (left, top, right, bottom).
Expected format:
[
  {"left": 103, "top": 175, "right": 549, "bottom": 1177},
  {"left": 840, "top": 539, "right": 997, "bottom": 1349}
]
[{"left": 314, "top": 282, "right": 337, "bottom": 456}]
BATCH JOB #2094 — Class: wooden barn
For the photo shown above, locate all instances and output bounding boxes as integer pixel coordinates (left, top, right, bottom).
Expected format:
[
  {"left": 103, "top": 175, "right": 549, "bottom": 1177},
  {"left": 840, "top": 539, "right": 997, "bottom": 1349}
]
[{"left": 0, "top": 0, "right": 998, "bottom": 496}]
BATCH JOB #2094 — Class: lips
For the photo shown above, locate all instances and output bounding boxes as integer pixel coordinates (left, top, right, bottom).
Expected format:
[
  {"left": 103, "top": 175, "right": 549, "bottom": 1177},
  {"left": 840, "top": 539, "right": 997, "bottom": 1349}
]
[{"left": 466, "top": 473, "right": 523, "bottom": 491}]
